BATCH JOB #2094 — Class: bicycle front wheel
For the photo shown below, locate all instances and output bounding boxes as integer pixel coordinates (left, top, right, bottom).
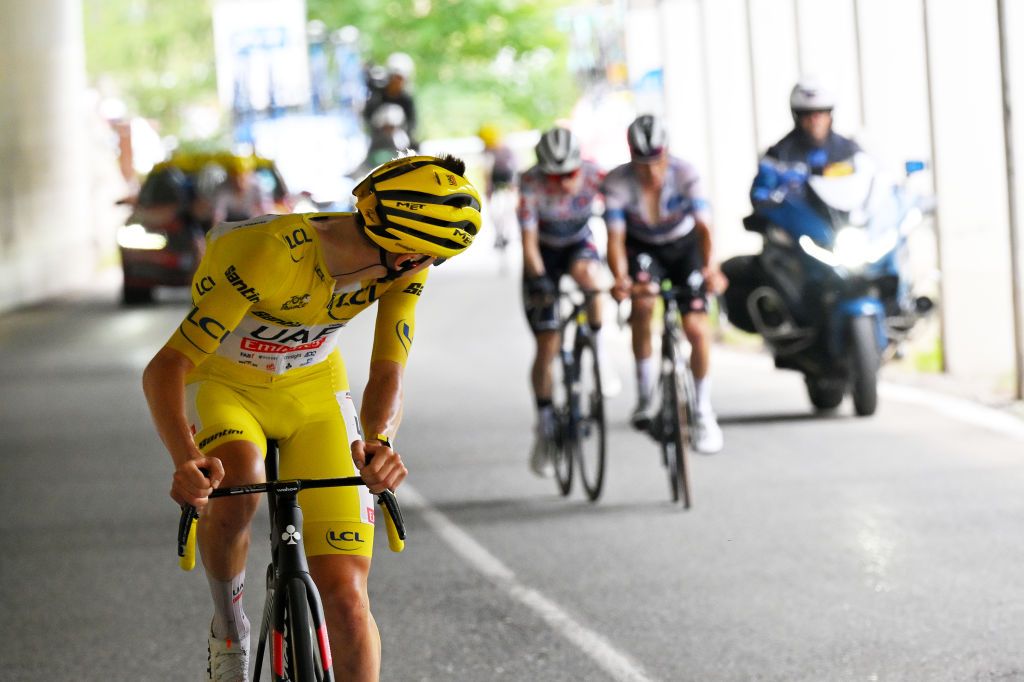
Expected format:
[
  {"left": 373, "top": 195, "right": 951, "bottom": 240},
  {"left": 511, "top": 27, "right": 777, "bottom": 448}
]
[
  {"left": 551, "top": 347, "right": 573, "bottom": 497},
  {"left": 280, "top": 578, "right": 321, "bottom": 681},
  {"left": 573, "top": 336, "right": 606, "bottom": 502},
  {"left": 659, "top": 357, "right": 692, "bottom": 509}
]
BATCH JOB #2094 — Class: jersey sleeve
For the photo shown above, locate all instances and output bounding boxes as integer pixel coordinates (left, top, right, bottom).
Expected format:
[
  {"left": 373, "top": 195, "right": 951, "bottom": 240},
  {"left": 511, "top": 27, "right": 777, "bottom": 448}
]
[
  {"left": 682, "top": 165, "right": 712, "bottom": 223},
  {"left": 370, "top": 268, "right": 428, "bottom": 366},
  {"left": 516, "top": 171, "right": 540, "bottom": 233},
  {"left": 601, "top": 167, "right": 628, "bottom": 233},
  {"left": 165, "top": 229, "right": 289, "bottom": 365}
]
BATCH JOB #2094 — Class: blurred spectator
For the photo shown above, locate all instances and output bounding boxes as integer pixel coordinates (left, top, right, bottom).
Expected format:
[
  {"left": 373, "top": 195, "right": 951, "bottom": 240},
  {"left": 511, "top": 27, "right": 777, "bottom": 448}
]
[
  {"left": 364, "top": 52, "right": 418, "bottom": 145},
  {"left": 211, "top": 154, "right": 274, "bottom": 224}
]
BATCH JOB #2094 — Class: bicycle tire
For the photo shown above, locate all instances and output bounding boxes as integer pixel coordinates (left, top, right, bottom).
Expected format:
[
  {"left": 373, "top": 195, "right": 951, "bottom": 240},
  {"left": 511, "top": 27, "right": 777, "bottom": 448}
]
[
  {"left": 551, "top": 347, "right": 573, "bottom": 496},
  {"left": 660, "top": 351, "right": 692, "bottom": 509},
  {"left": 552, "top": 411, "right": 573, "bottom": 496},
  {"left": 283, "top": 578, "right": 320, "bottom": 681},
  {"left": 573, "top": 336, "right": 606, "bottom": 502}
]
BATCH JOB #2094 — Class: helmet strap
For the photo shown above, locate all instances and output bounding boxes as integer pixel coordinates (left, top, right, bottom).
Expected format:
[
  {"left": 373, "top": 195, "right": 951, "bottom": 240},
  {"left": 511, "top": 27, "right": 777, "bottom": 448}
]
[{"left": 378, "top": 246, "right": 412, "bottom": 281}]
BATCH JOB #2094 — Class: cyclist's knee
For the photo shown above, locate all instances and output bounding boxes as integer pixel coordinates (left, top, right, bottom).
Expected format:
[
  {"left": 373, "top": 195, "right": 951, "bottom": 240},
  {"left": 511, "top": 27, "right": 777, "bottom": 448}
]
[
  {"left": 310, "top": 557, "right": 372, "bottom": 625},
  {"left": 682, "top": 314, "right": 710, "bottom": 342}
]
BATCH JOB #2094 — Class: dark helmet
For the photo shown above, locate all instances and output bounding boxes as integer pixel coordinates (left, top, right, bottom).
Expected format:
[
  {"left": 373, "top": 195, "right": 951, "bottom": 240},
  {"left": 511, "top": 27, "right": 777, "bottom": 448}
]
[{"left": 627, "top": 114, "right": 668, "bottom": 161}]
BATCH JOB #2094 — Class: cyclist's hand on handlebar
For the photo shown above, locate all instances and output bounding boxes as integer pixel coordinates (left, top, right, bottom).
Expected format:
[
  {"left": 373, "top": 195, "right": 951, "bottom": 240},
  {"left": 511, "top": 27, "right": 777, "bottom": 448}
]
[
  {"left": 703, "top": 265, "right": 728, "bottom": 295},
  {"left": 611, "top": 275, "right": 632, "bottom": 303},
  {"left": 352, "top": 440, "right": 408, "bottom": 494},
  {"left": 171, "top": 456, "right": 225, "bottom": 509}
]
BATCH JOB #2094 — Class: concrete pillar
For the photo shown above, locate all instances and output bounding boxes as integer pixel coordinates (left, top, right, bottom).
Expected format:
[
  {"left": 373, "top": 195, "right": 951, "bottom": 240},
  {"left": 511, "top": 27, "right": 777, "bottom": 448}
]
[
  {"left": 923, "top": 0, "right": 1015, "bottom": 388},
  {"left": 0, "top": 0, "right": 93, "bottom": 311}
]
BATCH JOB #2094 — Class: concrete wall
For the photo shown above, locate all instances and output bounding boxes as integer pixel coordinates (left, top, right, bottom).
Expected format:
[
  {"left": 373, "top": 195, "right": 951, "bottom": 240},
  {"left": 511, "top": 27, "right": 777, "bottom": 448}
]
[
  {"left": 0, "top": 0, "right": 95, "bottom": 311},
  {"left": 631, "top": 0, "right": 1022, "bottom": 393}
]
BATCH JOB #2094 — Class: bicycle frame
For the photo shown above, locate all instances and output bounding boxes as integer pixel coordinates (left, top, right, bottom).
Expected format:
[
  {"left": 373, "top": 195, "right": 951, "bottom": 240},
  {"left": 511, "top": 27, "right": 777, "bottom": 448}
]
[
  {"left": 176, "top": 441, "right": 406, "bottom": 681},
  {"left": 631, "top": 279, "right": 697, "bottom": 507}
]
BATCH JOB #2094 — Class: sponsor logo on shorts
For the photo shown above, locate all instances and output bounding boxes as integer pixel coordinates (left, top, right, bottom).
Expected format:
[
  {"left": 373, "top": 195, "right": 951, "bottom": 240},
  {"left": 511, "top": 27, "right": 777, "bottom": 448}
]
[
  {"left": 366, "top": 506, "right": 375, "bottom": 524},
  {"left": 198, "top": 428, "right": 243, "bottom": 449},
  {"left": 325, "top": 529, "right": 367, "bottom": 551}
]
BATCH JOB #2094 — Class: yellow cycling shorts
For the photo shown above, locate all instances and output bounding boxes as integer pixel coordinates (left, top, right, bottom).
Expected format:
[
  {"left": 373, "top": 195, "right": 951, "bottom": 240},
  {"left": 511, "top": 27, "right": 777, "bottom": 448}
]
[{"left": 184, "top": 351, "right": 376, "bottom": 557}]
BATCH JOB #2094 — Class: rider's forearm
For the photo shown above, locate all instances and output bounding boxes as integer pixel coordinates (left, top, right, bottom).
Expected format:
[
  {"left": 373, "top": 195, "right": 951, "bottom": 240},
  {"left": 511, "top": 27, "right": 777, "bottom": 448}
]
[
  {"left": 606, "top": 229, "right": 628, "bottom": 280},
  {"left": 695, "top": 220, "right": 715, "bottom": 267},
  {"left": 361, "top": 360, "right": 404, "bottom": 442},
  {"left": 521, "top": 230, "right": 545, "bottom": 277},
  {"left": 142, "top": 346, "right": 202, "bottom": 467}
]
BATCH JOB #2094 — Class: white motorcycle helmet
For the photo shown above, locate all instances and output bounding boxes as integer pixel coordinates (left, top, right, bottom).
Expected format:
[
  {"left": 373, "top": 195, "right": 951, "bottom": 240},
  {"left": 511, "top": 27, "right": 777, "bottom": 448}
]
[
  {"left": 790, "top": 77, "right": 836, "bottom": 121},
  {"left": 386, "top": 52, "right": 415, "bottom": 80}
]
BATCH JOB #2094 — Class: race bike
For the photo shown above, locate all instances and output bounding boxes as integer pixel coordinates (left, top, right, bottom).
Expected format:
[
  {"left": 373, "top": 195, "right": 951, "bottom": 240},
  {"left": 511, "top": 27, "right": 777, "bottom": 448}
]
[{"left": 721, "top": 155, "right": 934, "bottom": 416}]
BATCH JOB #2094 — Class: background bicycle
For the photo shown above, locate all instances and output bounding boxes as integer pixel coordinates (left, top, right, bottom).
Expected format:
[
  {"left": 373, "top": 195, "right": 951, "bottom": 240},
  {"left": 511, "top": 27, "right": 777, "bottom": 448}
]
[{"left": 532, "top": 288, "right": 608, "bottom": 502}]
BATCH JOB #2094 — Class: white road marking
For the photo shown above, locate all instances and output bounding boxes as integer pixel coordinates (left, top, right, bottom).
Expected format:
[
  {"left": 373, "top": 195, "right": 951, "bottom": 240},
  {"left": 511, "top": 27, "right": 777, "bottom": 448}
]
[
  {"left": 717, "top": 347, "right": 1024, "bottom": 439},
  {"left": 879, "top": 382, "right": 1024, "bottom": 439},
  {"left": 399, "top": 485, "right": 658, "bottom": 682}
]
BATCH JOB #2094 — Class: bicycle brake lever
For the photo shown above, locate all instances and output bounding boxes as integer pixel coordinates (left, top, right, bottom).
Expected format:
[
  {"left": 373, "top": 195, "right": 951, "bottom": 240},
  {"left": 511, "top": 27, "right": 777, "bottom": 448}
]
[{"left": 376, "top": 490, "right": 406, "bottom": 552}]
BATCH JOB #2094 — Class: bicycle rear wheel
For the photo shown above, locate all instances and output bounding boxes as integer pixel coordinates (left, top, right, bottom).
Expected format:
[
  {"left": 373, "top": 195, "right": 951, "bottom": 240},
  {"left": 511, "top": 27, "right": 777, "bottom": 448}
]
[
  {"left": 573, "top": 336, "right": 606, "bottom": 501},
  {"left": 659, "top": 356, "right": 692, "bottom": 509},
  {"left": 280, "top": 578, "right": 322, "bottom": 681}
]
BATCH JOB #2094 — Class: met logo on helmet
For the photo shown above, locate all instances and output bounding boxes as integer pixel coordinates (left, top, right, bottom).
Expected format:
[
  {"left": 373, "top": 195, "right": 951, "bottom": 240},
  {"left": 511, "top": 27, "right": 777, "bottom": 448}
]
[{"left": 394, "top": 201, "right": 426, "bottom": 210}]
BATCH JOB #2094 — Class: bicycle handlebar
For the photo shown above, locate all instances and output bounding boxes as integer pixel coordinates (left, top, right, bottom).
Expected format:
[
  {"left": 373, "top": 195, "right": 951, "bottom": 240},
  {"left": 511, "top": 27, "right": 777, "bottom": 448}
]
[{"left": 176, "top": 477, "right": 407, "bottom": 571}]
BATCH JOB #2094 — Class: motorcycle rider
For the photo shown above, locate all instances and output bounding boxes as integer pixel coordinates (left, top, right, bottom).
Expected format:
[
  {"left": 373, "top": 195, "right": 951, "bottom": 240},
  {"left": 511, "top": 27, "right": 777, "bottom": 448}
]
[
  {"left": 726, "top": 78, "right": 867, "bottom": 334},
  {"left": 751, "top": 77, "right": 862, "bottom": 201},
  {"left": 605, "top": 114, "right": 725, "bottom": 454},
  {"left": 364, "top": 52, "right": 418, "bottom": 147}
]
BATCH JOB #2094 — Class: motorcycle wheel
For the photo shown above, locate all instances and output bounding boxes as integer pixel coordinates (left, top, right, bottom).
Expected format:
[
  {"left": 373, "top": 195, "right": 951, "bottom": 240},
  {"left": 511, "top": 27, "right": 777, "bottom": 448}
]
[
  {"left": 849, "top": 316, "right": 880, "bottom": 417},
  {"left": 805, "top": 377, "right": 844, "bottom": 411}
]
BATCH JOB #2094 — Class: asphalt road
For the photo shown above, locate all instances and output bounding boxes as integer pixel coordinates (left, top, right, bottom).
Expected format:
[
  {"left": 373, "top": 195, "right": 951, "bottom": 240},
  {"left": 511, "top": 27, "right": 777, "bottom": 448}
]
[{"left": 3, "top": 257, "right": 1024, "bottom": 681}]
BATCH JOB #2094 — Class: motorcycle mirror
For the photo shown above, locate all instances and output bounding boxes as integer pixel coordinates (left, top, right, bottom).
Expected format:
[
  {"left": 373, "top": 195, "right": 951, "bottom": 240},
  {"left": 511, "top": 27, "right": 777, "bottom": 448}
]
[{"left": 904, "top": 160, "right": 927, "bottom": 176}]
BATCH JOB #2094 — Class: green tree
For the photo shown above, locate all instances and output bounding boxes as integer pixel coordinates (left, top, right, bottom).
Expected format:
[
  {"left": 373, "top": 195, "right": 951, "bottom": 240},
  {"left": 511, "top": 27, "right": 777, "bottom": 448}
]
[
  {"left": 308, "top": 0, "right": 579, "bottom": 138},
  {"left": 83, "top": 0, "right": 218, "bottom": 138}
]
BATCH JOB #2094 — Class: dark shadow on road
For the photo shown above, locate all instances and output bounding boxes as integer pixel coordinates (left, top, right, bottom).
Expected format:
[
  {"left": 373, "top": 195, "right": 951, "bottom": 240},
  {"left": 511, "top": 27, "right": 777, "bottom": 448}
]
[
  {"left": 421, "top": 494, "right": 689, "bottom": 527},
  {"left": 717, "top": 411, "right": 847, "bottom": 426}
]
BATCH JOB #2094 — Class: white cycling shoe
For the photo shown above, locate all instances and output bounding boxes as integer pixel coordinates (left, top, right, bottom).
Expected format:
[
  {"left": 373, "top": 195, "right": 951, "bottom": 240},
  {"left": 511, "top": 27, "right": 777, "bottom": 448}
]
[
  {"left": 207, "top": 630, "right": 250, "bottom": 682},
  {"left": 529, "top": 409, "right": 557, "bottom": 478},
  {"left": 693, "top": 411, "right": 724, "bottom": 454}
]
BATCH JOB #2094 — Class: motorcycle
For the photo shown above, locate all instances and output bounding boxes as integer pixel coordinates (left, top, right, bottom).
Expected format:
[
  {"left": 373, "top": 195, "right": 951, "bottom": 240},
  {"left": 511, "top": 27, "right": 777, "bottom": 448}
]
[{"left": 721, "top": 154, "right": 934, "bottom": 416}]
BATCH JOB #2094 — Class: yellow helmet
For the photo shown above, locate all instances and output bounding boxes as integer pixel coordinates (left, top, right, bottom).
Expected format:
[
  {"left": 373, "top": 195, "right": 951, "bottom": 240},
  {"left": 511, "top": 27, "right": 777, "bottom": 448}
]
[
  {"left": 477, "top": 123, "right": 501, "bottom": 148},
  {"left": 352, "top": 155, "right": 482, "bottom": 260}
]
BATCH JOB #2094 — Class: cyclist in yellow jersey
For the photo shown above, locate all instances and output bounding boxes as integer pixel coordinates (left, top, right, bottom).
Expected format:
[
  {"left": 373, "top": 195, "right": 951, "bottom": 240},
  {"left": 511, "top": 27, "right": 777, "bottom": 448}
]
[{"left": 142, "top": 155, "right": 482, "bottom": 682}]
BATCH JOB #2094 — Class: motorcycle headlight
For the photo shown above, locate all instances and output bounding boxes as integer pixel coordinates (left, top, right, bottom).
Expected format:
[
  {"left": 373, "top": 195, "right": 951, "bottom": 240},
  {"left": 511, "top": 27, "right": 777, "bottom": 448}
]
[
  {"left": 117, "top": 223, "right": 168, "bottom": 250},
  {"left": 833, "top": 227, "right": 870, "bottom": 268},
  {"left": 799, "top": 227, "right": 898, "bottom": 271}
]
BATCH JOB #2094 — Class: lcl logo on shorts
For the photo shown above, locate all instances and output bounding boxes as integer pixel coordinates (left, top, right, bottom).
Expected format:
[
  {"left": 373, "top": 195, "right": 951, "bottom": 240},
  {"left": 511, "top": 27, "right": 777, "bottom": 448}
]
[{"left": 326, "top": 530, "right": 366, "bottom": 551}]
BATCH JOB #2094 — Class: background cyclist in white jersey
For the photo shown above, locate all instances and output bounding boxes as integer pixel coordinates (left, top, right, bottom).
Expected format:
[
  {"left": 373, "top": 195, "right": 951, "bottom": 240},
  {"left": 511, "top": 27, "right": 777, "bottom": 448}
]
[{"left": 603, "top": 114, "right": 727, "bottom": 454}]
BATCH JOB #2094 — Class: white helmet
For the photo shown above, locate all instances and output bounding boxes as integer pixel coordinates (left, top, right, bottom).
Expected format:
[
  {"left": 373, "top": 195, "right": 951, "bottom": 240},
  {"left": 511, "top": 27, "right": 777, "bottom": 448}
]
[
  {"left": 535, "top": 127, "right": 582, "bottom": 175},
  {"left": 627, "top": 114, "right": 668, "bottom": 160},
  {"left": 790, "top": 77, "right": 835, "bottom": 114},
  {"left": 386, "top": 52, "right": 415, "bottom": 79},
  {"left": 370, "top": 103, "right": 407, "bottom": 130}
]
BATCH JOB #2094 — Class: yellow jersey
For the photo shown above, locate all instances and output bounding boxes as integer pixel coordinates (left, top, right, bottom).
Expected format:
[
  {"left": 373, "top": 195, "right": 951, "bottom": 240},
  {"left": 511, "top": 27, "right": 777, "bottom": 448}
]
[{"left": 166, "top": 213, "right": 426, "bottom": 376}]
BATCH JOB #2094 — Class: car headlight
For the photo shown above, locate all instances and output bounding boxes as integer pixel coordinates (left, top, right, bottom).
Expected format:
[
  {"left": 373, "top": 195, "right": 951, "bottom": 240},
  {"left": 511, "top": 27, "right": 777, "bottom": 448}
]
[{"left": 117, "top": 223, "right": 168, "bottom": 250}]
